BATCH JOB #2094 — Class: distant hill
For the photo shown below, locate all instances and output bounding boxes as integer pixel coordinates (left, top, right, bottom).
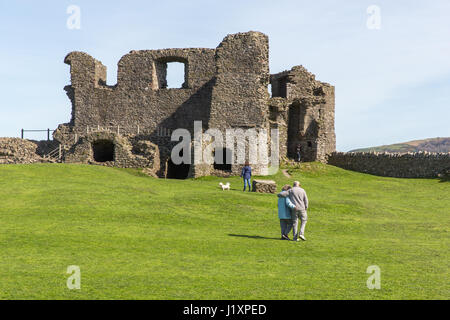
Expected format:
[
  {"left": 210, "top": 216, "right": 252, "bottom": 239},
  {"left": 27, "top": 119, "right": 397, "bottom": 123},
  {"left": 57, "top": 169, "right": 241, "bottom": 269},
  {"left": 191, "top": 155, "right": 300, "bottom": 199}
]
[{"left": 350, "top": 137, "right": 450, "bottom": 153}]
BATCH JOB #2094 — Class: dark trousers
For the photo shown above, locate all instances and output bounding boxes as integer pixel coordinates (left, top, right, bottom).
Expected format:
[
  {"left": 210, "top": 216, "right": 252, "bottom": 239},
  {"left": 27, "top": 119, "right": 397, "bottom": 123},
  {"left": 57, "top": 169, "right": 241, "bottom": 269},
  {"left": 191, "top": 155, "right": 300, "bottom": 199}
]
[{"left": 280, "top": 219, "right": 293, "bottom": 237}]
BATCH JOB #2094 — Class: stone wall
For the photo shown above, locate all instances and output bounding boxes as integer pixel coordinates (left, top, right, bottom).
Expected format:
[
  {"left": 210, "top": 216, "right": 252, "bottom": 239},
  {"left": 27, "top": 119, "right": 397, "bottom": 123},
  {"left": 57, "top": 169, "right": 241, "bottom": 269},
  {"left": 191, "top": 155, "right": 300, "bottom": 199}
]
[
  {"left": 327, "top": 152, "right": 450, "bottom": 178},
  {"left": 252, "top": 179, "right": 277, "bottom": 193},
  {"left": 209, "top": 32, "right": 269, "bottom": 129},
  {"left": 64, "top": 131, "right": 160, "bottom": 174},
  {"left": 64, "top": 48, "right": 216, "bottom": 134}
]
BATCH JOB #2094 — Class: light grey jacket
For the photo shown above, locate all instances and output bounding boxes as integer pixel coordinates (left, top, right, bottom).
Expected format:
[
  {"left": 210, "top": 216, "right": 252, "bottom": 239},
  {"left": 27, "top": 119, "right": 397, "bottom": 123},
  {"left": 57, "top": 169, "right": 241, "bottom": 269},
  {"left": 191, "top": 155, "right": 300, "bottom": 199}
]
[{"left": 288, "top": 186, "right": 309, "bottom": 211}]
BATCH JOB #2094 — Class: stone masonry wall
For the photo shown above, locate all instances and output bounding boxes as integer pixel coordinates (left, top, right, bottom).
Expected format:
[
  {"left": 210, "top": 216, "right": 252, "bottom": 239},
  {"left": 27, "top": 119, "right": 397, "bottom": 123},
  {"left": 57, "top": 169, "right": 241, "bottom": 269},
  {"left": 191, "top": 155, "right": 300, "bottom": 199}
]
[
  {"left": 64, "top": 48, "right": 216, "bottom": 134},
  {"left": 64, "top": 131, "right": 160, "bottom": 174},
  {"left": 209, "top": 32, "right": 269, "bottom": 129},
  {"left": 207, "top": 32, "right": 271, "bottom": 176},
  {"left": 270, "top": 66, "right": 336, "bottom": 162},
  {"left": 327, "top": 152, "right": 450, "bottom": 178},
  {"left": 270, "top": 65, "right": 335, "bottom": 163}
]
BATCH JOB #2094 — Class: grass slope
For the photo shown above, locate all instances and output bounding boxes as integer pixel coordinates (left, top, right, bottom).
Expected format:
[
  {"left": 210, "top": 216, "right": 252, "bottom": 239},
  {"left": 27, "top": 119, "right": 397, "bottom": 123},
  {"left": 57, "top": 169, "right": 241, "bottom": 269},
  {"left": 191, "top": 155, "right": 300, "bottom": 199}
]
[{"left": 0, "top": 163, "right": 448, "bottom": 299}]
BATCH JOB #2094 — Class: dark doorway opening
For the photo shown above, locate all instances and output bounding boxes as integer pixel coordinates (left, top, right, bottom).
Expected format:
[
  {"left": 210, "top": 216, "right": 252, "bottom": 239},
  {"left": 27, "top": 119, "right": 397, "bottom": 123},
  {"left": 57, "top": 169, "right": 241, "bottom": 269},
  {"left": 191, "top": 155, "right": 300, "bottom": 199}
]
[
  {"left": 213, "top": 148, "right": 232, "bottom": 171},
  {"left": 269, "top": 105, "right": 277, "bottom": 121},
  {"left": 287, "top": 104, "right": 301, "bottom": 158},
  {"left": 166, "top": 158, "right": 190, "bottom": 179},
  {"left": 92, "top": 140, "right": 115, "bottom": 162},
  {"left": 166, "top": 148, "right": 190, "bottom": 179}
]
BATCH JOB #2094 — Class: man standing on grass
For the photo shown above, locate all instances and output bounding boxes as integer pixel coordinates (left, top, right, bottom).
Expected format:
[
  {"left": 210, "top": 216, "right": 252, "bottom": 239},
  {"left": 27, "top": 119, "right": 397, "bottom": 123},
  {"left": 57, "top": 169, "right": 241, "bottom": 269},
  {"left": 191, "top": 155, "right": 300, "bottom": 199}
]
[
  {"left": 296, "top": 144, "right": 301, "bottom": 163},
  {"left": 289, "top": 181, "right": 309, "bottom": 241}
]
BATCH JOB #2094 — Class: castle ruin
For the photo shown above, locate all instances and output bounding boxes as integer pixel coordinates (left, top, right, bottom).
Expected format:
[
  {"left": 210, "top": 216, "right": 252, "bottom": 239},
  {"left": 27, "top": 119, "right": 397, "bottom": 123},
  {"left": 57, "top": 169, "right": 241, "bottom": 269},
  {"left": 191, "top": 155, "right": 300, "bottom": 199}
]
[{"left": 54, "top": 31, "right": 336, "bottom": 178}]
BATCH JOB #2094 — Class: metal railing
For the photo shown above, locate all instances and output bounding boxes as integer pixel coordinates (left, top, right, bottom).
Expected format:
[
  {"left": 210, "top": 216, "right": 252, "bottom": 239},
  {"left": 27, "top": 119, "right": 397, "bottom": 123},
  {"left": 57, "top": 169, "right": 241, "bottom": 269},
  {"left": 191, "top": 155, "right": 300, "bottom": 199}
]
[
  {"left": 21, "top": 125, "right": 174, "bottom": 141},
  {"left": 84, "top": 125, "right": 173, "bottom": 137},
  {"left": 21, "top": 128, "right": 55, "bottom": 141},
  {"left": 44, "top": 145, "right": 62, "bottom": 161},
  {"left": 86, "top": 125, "right": 133, "bottom": 135}
]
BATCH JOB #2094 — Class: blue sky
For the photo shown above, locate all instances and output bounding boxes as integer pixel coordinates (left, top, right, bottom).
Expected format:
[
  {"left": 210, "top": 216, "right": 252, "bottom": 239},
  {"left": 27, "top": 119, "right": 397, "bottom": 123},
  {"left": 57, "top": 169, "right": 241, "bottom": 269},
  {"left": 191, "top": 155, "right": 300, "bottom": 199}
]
[{"left": 0, "top": 0, "right": 449, "bottom": 151}]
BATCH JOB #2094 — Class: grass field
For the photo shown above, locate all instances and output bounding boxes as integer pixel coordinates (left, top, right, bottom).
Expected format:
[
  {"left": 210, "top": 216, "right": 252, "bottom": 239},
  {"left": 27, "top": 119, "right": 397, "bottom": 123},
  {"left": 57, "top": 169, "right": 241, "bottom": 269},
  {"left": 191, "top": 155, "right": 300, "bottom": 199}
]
[{"left": 0, "top": 163, "right": 448, "bottom": 299}]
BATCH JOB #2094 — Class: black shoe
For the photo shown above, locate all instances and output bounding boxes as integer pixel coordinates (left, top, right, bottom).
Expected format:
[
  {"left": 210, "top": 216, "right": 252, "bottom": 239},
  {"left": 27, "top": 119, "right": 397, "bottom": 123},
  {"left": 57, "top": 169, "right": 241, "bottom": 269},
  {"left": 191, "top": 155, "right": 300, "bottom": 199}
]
[{"left": 282, "top": 234, "right": 291, "bottom": 241}]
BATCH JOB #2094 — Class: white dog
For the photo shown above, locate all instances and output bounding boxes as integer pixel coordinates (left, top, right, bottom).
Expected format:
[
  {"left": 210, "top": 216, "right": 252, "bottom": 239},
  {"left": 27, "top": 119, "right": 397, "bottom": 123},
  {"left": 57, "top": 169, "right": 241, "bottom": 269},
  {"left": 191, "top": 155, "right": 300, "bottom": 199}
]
[{"left": 219, "top": 182, "right": 230, "bottom": 191}]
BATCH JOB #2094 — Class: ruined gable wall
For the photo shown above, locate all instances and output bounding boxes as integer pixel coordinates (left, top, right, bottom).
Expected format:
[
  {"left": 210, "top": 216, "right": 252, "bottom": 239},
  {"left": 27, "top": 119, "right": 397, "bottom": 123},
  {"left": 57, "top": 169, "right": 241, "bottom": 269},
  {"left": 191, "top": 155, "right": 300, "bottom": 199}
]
[{"left": 64, "top": 48, "right": 216, "bottom": 136}]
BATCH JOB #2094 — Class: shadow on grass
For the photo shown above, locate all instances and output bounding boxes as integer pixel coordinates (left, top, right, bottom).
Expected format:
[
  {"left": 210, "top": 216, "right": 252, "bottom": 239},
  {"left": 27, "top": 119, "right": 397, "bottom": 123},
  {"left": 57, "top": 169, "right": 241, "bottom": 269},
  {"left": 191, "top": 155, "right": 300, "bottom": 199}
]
[{"left": 228, "top": 234, "right": 281, "bottom": 241}]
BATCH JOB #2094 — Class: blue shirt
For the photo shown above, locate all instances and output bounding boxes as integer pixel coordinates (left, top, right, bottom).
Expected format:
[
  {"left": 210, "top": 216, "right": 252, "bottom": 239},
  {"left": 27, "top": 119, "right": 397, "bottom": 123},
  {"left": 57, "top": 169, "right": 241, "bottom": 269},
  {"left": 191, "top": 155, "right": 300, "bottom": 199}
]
[{"left": 277, "top": 192, "right": 296, "bottom": 219}]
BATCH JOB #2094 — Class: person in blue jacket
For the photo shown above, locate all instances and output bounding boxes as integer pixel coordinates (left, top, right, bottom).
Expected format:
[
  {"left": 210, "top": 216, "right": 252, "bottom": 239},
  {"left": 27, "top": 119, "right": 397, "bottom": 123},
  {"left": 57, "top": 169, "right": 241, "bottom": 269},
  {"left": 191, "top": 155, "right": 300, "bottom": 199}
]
[
  {"left": 278, "top": 185, "right": 297, "bottom": 240},
  {"left": 240, "top": 161, "right": 252, "bottom": 192}
]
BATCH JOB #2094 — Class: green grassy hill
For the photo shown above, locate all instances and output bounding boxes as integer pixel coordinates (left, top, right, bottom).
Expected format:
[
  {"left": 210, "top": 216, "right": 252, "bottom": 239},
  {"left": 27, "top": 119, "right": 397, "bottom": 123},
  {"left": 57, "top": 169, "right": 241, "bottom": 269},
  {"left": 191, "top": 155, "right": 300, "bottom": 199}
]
[
  {"left": 0, "top": 163, "right": 448, "bottom": 299},
  {"left": 349, "top": 137, "right": 450, "bottom": 153}
]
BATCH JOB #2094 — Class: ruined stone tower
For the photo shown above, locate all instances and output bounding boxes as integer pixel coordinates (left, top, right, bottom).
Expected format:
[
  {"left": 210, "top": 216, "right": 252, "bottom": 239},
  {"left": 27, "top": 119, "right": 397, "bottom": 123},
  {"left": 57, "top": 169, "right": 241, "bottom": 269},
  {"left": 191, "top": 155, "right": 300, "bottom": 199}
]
[{"left": 54, "top": 31, "right": 335, "bottom": 178}]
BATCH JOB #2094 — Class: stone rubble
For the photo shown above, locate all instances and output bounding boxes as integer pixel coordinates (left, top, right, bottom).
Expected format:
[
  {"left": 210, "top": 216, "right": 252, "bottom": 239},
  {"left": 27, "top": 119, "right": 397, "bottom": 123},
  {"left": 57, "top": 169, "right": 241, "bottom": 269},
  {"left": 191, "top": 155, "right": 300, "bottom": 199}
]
[
  {"left": 0, "top": 138, "right": 49, "bottom": 164},
  {"left": 252, "top": 179, "right": 277, "bottom": 193}
]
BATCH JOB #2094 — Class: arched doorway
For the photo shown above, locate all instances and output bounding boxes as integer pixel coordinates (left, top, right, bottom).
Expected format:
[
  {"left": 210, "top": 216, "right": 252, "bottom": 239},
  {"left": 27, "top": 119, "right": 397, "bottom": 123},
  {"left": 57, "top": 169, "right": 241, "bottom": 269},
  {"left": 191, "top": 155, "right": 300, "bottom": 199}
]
[
  {"left": 166, "top": 158, "right": 190, "bottom": 179},
  {"left": 166, "top": 148, "right": 190, "bottom": 179},
  {"left": 92, "top": 140, "right": 115, "bottom": 162}
]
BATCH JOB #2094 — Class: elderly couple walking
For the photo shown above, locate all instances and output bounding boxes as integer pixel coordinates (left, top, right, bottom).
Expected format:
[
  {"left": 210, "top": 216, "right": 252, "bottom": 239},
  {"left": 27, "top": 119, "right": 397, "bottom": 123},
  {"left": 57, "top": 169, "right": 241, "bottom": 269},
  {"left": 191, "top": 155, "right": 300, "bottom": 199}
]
[{"left": 277, "top": 181, "right": 309, "bottom": 241}]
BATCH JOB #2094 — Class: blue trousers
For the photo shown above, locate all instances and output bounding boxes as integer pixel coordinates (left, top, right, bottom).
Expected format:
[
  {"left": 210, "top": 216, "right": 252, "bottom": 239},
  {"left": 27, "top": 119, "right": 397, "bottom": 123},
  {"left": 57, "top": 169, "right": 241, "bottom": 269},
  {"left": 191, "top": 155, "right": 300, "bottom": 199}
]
[{"left": 243, "top": 178, "right": 251, "bottom": 191}]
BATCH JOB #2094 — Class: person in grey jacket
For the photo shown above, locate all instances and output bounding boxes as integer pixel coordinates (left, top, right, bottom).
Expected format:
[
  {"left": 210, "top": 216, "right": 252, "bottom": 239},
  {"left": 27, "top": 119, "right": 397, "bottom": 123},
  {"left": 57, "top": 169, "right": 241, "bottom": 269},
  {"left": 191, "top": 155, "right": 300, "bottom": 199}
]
[{"left": 288, "top": 181, "right": 309, "bottom": 241}]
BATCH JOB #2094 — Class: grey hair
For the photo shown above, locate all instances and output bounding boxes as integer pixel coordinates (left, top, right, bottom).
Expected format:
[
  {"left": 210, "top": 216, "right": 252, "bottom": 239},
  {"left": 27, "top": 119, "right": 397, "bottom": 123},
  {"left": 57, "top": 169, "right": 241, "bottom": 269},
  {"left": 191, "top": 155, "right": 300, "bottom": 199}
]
[{"left": 293, "top": 181, "right": 300, "bottom": 187}]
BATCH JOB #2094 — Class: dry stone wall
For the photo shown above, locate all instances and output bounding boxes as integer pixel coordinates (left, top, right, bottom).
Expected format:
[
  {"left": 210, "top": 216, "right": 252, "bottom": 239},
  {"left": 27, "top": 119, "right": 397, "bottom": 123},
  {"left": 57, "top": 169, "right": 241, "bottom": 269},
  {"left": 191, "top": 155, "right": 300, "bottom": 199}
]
[{"left": 327, "top": 152, "right": 450, "bottom": 178}]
